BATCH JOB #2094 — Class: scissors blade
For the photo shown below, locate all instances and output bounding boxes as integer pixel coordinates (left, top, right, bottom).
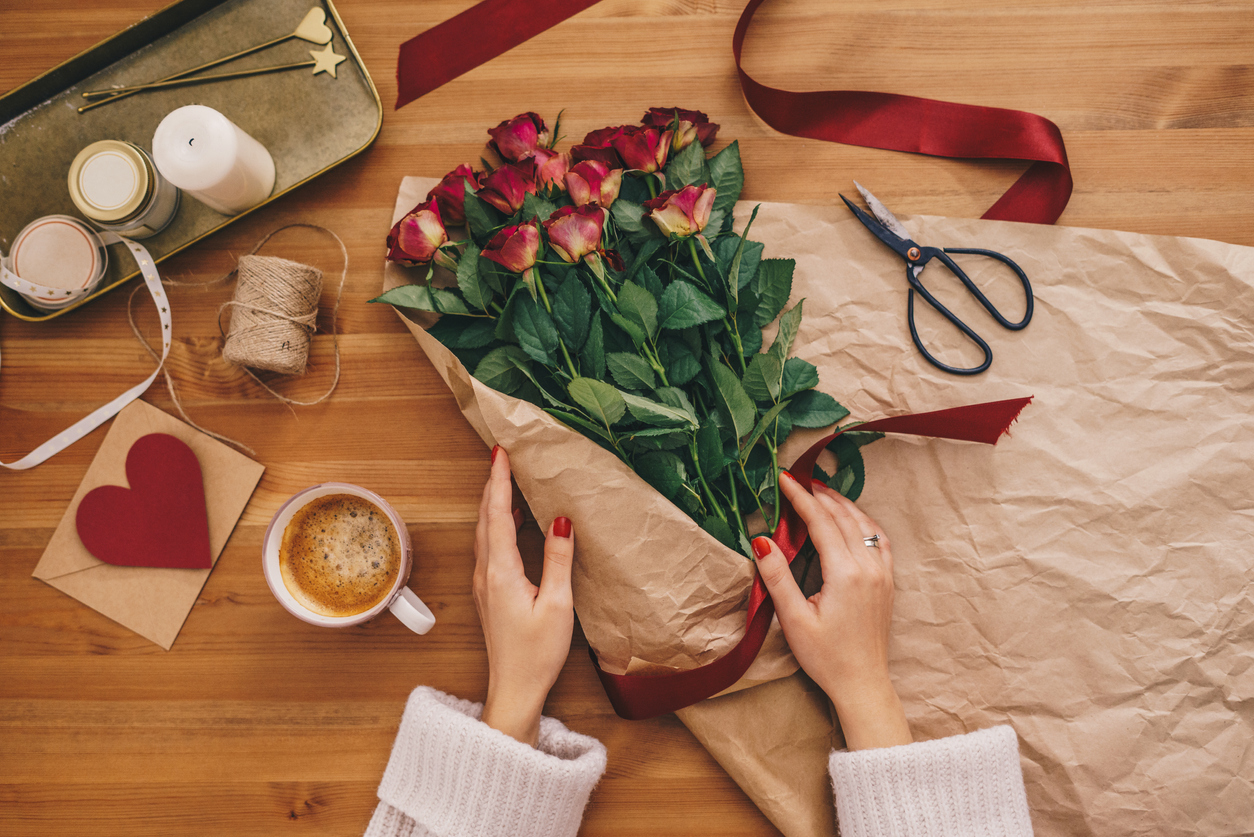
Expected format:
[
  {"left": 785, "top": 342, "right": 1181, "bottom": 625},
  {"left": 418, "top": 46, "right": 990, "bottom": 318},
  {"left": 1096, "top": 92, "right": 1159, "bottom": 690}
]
[
  {"left": 853, "top": 182, "right": 912, "bottom": 242},
  {"left": 840, "top": 193, "right": 914, "bottom": 260}
]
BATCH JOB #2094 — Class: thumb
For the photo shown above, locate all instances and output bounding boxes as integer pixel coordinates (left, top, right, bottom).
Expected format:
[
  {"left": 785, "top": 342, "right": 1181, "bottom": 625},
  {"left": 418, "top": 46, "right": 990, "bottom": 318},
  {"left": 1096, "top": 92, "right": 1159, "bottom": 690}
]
[
  {"left": 538, "top": 516, "right": 575, "bottom": 605},
  {"left": 752, "top": 536, "right": 806, "bottom": 622}
]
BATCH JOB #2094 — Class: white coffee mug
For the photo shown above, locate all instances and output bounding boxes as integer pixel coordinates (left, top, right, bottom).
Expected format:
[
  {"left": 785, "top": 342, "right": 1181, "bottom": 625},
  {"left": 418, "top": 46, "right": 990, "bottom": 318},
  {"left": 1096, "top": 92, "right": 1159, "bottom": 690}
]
[{"left": 262, "top": 482, "right": 435, "bottom": 634}]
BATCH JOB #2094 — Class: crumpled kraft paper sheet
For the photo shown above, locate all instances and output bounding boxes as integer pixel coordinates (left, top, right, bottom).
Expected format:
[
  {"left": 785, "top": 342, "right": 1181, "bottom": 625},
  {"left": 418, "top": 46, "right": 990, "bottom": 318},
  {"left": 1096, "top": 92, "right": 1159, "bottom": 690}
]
[{"left": 386, "top": 177, "right": 1254, "bottom": 837}]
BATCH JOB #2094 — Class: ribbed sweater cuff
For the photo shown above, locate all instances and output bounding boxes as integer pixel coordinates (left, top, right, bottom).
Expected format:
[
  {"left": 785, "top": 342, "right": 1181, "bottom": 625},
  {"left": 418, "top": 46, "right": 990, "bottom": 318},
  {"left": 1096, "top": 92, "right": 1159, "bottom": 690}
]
[
  {"left": 365, "top": 686, "right": 607, "bottom": 837},
  {"left": 828, "top": 725, "right": 1034, "bottom": 837}
]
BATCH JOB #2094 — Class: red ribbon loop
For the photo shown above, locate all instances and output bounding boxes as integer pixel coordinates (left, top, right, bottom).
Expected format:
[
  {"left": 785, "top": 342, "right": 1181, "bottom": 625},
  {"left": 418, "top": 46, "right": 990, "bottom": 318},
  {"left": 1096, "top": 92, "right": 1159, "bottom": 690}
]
[
  {"left": 593, "top": 397, "right": 1032, "bottom": 721},
  {"left": 733, "top": 0, "right": 1072, "bottom": 224}
]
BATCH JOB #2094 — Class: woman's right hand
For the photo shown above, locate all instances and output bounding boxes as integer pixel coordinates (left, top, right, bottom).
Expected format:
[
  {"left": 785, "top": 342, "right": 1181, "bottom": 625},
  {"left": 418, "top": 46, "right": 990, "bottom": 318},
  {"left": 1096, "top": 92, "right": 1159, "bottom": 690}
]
[{"left": 751, "top": 472, "right": 912, "bottom": 751}]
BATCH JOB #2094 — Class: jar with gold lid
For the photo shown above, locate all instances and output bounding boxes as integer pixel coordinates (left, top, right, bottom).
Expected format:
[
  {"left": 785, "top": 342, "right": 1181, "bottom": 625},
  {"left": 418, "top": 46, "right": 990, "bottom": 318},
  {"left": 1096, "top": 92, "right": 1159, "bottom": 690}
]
[{"left": 67, "top": 140, "right": 180, "bottom": 239}]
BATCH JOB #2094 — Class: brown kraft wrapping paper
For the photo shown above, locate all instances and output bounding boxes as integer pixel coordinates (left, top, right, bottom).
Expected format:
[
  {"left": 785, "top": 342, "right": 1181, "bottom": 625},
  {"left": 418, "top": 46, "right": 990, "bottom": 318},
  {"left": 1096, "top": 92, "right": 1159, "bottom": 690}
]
[{"left": 385, "top": 176, "right": 1254, "bottom": 837}]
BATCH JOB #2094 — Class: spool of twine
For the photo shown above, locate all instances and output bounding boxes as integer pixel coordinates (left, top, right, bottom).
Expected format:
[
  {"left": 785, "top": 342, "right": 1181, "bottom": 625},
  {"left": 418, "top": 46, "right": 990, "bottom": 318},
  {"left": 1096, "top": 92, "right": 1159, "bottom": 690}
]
[{"left": 222, "top": 254, "right": 323, "bottom": 375}]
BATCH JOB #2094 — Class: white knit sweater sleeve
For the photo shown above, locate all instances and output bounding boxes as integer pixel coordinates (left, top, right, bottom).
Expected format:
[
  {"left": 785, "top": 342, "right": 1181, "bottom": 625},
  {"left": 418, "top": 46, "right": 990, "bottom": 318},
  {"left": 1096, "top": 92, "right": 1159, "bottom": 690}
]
[
  {"left": 364, "top": 686, "right": 607, "bottom": 837},
  {"left": 828, "top": 725, "right": 1034, "bottom": 837}
]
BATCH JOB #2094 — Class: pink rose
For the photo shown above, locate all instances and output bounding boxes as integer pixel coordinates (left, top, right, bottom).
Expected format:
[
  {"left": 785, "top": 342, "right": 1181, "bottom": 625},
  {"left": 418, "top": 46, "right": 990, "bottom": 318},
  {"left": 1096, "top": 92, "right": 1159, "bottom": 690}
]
[
  {"left": 478, "top": 164, "right": 537, "bottom": 215},
  {"left": 610, "top": 125, "right": 672, "bottom": 173},
  {"left": 482, "top": 220, "right": 540, "bottom": 274},
  {"left": 564, "top": 160, "right": 622, "bottom": 208},
  {"left": 523, "top": 148, "right": 572, "bottom": 191},
  {"left": 387, "top": 199, "right": 449, "bottom": 266},
  {"left": 425, "top": 164, "right": 480, "bottom": 226},
  {"left": 487, "top": 112, "right": 549, "bottom": 162},
  {"left": 641, "top": 107, "right": 720, "bottom": 151},
  {"left": 642, "top": 184, "right": 717, "bottom": 238},
  {"left": 543, "top": 204, "right": 606, "bottom": 264},
  {"left": 570, "top": 126, "right": 625, "bottom": 169}
]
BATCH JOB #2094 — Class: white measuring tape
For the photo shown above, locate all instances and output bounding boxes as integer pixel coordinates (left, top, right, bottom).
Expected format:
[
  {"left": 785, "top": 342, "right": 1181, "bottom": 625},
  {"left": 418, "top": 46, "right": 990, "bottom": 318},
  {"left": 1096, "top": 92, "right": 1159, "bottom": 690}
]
[{"left": 1, "top": 233, "right": 170, "bottom": 470}]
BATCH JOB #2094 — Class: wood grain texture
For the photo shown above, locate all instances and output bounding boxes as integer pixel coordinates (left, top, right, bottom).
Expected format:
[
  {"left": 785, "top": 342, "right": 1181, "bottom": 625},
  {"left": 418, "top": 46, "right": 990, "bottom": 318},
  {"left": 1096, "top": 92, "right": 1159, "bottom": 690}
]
[{"left": 1, "top": 0, "right": 1251, "bottom": 834}]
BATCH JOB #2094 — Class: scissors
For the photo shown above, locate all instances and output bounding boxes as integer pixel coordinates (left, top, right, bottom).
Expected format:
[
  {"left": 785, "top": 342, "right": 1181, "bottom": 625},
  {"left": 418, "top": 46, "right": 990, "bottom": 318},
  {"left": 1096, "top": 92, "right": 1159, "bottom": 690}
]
[{"left": 840, "top": 183, "right": 1034, "bottom": 375}]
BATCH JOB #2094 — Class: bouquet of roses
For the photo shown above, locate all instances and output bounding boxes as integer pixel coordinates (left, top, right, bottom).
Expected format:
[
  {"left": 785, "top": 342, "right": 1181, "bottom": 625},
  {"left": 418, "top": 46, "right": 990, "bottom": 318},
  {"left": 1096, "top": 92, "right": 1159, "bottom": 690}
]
[{"left": 374, "top": 109, "right": 877, "bottom": 557}]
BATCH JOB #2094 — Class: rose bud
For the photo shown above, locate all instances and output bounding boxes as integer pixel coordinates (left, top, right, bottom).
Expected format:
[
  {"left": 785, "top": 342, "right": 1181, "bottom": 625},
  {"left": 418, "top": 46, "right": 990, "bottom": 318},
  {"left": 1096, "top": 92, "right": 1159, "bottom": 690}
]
[
  {"left": 478, "top": 163, "right": 537, "bottom": 215},
  {"left": 610, "top": 125, "right": 672, "bottom": 173},
  {"left": 641, "top": 107, "right": 720, "bottom": 151},
  {"left": 526, "top": 148, "right": 572, "bottom": 191},
  {"left": 543, "top": 204, "right": 606, "bottom": 264},
  {"left": 487, "top": 112, "right": 549, "bottom": 162},
  {"left": 425, "top": 164, "right": 480, "bottom": 226},
  {"left": 564, "top": 160, "right": 623, "bottom": 208},
  {"left": 643, "top": 184, "right": 717, "bottom": 238},
  {"left": 387, "top": 199, "right": 451, "bottom": 267},
  {"left": 482, "top": 219, "right": 541, "bottom": 274}
]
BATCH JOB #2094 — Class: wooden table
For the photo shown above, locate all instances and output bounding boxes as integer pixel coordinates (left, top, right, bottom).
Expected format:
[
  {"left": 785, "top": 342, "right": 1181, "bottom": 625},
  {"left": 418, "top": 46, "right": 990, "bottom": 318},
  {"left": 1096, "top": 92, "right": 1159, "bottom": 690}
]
[{"left": 2, "top": 1, "right": 1251, "bottom": 834}]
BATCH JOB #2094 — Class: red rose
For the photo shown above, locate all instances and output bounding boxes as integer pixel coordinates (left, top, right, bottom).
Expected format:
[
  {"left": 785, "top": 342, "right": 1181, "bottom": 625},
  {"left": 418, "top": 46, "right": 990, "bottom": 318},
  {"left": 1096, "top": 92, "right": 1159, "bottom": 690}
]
[
  {"left": 387, "top": 199, "right": 449, "bottom": 266},
  {"left": 643, "top": 184, "right": 716, "bottom": 238},
  {"left": 524, "top": 148, "right": 572, "bottom": 191},
  {"left": 425, "top": 164, "right": 480, "bottom": 226},
  {"left": 641, "top": 107, "right": 720, "bottom": 151},
  {"left": 482, "top": 220, "right": 541, "bottom": 274},
  {"left": 564, "top": 160, "right": 623, "bottom": 208},
  {"left": 610, "top": 125, "right": 671, "bottom": 173},
  {"left": 543, "top": 204, "right": 606, "bottom": 264},
  {"left": 478, "top": 164, "right": 537, "bottom": 215},
  {"left": 487, "top": 112, "right": 549, "bottom": 162}
]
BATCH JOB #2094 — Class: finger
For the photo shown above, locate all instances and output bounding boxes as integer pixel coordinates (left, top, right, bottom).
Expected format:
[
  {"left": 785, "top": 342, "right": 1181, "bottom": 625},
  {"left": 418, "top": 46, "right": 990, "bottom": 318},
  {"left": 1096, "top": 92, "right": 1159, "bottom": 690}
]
[
  {"left": 809, "top": 485, "right": 878, "bottom": 564},
  {"left": 487, "top": 446, "right": 521, "bottom": 567},
  {"left": 815, "top": 483, "right": 893, "bottom": 572},
  {"left": 777, "top": 471, "right": 847, "bottom": 559},
  {"left": 751, "top": 535, "right": 808, "bottom": 623},
  {"left": 538, "top": 516, "right": 575, "bottom": 605},
  {"left": 474, "top": 459, "right": 494, "bottom": 574}
]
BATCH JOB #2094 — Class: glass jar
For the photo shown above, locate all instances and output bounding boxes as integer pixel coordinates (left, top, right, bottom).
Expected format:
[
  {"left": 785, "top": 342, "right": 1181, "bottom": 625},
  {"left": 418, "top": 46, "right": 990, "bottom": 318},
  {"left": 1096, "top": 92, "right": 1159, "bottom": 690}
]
[
  {"left": 3, "top": 216, "right": 109, "bottom": 311},
  {"left": 67, "top": 140, "right": 180, "bottom": 239}
]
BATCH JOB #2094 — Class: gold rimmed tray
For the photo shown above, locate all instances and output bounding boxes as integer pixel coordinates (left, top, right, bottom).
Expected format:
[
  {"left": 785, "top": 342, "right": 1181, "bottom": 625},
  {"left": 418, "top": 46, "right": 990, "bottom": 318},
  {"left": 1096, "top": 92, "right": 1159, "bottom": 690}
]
[{"left": 0, "top": 0, "right": 381, "bottom": 322}]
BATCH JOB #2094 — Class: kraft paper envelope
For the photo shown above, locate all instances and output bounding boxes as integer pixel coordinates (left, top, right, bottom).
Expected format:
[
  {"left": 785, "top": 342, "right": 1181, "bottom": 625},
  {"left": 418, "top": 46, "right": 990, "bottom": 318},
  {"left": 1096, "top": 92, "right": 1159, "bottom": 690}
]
[{"left": 33, "top": 400, "right": 265, "bottom": 649}]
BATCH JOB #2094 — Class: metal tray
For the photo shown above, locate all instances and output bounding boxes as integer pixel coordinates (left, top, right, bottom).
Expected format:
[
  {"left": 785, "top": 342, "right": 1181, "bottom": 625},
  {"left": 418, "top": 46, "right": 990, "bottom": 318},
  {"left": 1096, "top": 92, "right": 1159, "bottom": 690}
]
[{"left": 0, "top": 0, "right": 381, "bottom": 322}]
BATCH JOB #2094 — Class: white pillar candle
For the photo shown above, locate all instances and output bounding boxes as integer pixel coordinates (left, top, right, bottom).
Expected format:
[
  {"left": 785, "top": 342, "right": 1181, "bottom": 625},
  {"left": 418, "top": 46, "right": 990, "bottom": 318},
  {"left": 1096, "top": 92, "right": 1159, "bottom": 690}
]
[{"left": 152, "top": 105, "right": 275, "bottom": 216}]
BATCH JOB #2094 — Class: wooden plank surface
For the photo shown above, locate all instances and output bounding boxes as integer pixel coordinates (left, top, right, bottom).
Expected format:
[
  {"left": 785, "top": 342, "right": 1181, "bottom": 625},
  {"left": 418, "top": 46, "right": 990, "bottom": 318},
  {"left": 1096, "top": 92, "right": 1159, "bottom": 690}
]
[{"left": 1, "top": 0, "right": 1251, "bottom": 834}]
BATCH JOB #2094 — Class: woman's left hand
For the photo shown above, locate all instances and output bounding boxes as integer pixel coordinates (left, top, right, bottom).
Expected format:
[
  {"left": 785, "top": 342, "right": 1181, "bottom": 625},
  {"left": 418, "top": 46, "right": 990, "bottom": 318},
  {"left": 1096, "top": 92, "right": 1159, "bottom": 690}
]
[{"left": 474, "top": 446, "right": 575, "bottom": 746}]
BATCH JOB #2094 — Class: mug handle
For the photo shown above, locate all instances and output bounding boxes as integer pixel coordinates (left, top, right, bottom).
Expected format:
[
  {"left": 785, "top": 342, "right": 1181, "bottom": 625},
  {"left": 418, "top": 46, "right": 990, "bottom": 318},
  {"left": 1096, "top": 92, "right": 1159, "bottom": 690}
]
[{"left": 389, "top": 587, "right": 436, "bottom": 635}]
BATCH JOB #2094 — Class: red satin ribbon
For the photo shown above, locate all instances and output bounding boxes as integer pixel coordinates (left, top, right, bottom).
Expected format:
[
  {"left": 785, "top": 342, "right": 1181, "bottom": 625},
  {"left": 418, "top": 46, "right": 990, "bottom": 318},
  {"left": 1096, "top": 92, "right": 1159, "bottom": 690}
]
[
  {"left": 592, "top": 397, "right": 1032, "bottom": 721},
  {"left": 733, "top": 0, "right": 1072, "bottom": 224}
]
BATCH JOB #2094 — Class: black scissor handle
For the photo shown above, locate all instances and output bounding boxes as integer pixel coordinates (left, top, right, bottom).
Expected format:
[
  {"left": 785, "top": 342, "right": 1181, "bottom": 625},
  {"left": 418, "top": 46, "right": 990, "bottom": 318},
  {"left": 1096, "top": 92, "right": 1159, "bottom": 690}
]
[
  {"left": 938, "top": 247, "right": 1034, "bottom": 330},
  {"left": 906, "top": 283, "right": 993, "bottom": 375}
]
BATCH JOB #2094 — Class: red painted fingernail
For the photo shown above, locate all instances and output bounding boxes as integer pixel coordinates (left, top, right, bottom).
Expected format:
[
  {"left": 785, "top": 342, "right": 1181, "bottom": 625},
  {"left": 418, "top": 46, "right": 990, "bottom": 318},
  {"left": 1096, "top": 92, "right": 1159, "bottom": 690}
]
[
  {"left": 752, "top": 536, "right": 773, "bottom": 559},
  {"left": 512, "top": 508, "right": 524, "bottom": 529},
  {"left": 778, "top": 470, "right": 796, "bottom": 483},
  {"left": 491, "top": 445, "right": 501, "bottom": 464},
  {"left": 554, "top": 516, "right": 572, "bottom": 538}
]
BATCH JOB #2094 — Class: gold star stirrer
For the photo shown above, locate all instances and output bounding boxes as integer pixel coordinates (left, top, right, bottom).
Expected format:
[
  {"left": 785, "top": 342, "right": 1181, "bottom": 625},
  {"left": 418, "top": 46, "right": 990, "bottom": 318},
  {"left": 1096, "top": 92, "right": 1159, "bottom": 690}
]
[{"left": 79, "top": 7, "right": 343, "bottom": 114}]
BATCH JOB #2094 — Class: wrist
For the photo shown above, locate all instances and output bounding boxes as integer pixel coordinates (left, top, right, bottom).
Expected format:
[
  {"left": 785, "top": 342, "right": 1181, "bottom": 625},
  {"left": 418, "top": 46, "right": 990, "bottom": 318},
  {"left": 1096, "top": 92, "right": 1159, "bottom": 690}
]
[
  {"left": 825, "top": 676, "right": 912, "bottom": 751},
  {"left": 482, "top": 685, "right": 545, "bottom": 746}
]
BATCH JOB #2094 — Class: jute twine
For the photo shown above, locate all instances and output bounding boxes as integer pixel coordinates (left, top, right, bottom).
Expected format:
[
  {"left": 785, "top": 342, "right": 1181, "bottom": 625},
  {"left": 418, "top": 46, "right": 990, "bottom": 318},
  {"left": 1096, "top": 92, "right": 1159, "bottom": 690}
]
[{"left": 128, "top": 224, "right": 348, "bottom": 453}]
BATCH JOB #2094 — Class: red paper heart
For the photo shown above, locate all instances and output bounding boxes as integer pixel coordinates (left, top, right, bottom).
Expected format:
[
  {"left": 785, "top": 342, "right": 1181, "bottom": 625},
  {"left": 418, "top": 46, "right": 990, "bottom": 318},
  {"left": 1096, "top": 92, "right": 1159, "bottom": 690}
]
[{"left": 76, "top": 433, "right": 213, "bottom": 569}]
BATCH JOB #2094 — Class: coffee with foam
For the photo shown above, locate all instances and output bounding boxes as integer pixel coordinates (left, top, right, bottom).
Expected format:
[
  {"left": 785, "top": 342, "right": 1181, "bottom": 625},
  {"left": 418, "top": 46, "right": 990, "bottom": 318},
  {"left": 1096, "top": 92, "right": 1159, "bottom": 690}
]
[{"left": 279, "top": 494, "right": 402, "bottom": 618}]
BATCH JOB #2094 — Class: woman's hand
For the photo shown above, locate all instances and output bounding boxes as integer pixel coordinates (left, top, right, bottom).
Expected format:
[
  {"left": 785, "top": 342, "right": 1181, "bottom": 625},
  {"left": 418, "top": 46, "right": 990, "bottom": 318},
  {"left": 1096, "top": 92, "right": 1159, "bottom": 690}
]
[
  {"left": 751, "top": 472, "right": 912, "bottom": 751},
  {"left": 474, "top": 446, "right": 575, "bottom": 746}
]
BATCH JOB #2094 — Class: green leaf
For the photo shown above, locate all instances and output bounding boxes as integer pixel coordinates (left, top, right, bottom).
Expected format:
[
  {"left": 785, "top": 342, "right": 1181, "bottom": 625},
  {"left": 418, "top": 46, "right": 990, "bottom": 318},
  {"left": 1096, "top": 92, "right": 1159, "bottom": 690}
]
[
  {"left": 568, "top": 377, "right": 626, "bottom": 427},
  {"left": 456, "top": 245, "right": 491, "bottom": 312},
  {"left": 781, "top": 357, "right": 819, "bottom": 397},
  {"left": 739, "top": 324, "right": 763, "bottom": 356},
  {"left": 371, "top": 284, "right": 470, "bottom": 315},
  {"left": 620, "top": 391, "right": 698, "bottom": 428},
  {"left": 625, "top": 239, "right": 664, "bottom": 283},
  {"left": 708, "top": 140, "right": 743, "bottom": 216},
  {"left": 513, "top": 296, "right": 559, "bottom": 366},
  {"left": 826, "top": 434, "right": 875, "bottom": 501},
  {"left": 426, "top": 317, "right": 496, "bottom": 350},
  {"left": 701, "top": 515, "right": 736, "bottom": 550},
  {"left": 636, "top": 451, "right": 687, "bottom": 501},
  {"left": 625, "top": 428, "right": 689, "bottom": 451},
  {"left": 695, "top": 420, "right": 725, "bottom": 476},
  {"left": 552, "top": 278, "right": 591, "bottom": 352},
  {"left": 611, "top": 199, "right": 655, "bottom": 244},
  {"left": 607, "top": 352, "right": 656, "bottom": 390},
  {"left": 753, "top": 258, "right": 794, "bottom": 328},
  {"left": 768, "top": 299, "right": 805, "bottom": 364},
  {"left": 609, "top": 312, "right": 649, "bottom": 348},
  {"left": 710, "top": 361, "right": 756, "bottom": 440},
  {"left": 545, "top": 407, "right": 615, "bottom": 446},
  {"left": 658, "top": 282, "right": 725, "bottom": 330},
  {"left": 766, "top": 408, "right": 793, "bottom": 447},
  {"left": 473, "top": 345, "right": 529, "bottom": 393},
  {"left": 522, "top": 192, "right": 558, "bottom": 223},
  {"left": 637, "top": 264, "right": 664, "bottom": 300},
  {"left": 659, "top": 338, "right": 701, "bottom": 386},
  {"left": 725, "top": 206, "right": 762, "bottom": 302},
  {"left": 788, "top": 390, "right": 850, "bottom": 428},
  {"left": 739, "top": 400, "right": 791, "bottom": 460},
  {"left": 617, "top": 281, "right": 658, "bottom": 339},
  {"left": 464, "top": 182, "right": 497, "bottom": 242},
  {"left": 580, "top": 312, "right": 606, "bottom": 378},
  {"left": 666, "top": 140, "right": 706, "bottom": 190},
  {"left": 741, "top": 352, "right": 783, "bottom": 403}
]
